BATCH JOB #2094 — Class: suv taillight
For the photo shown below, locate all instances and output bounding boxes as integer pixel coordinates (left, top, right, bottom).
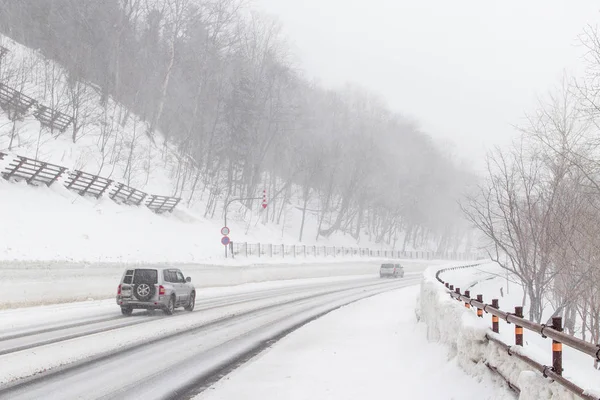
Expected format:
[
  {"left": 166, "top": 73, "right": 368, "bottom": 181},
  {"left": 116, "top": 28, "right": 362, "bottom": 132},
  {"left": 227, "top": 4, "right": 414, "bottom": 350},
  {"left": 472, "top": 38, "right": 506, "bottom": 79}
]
[
  {"left": 159, "top": 285, "right": 165, "bottom": 295},
  {"left": 117, "top": 284, "right": 121, "bottom": 295}
]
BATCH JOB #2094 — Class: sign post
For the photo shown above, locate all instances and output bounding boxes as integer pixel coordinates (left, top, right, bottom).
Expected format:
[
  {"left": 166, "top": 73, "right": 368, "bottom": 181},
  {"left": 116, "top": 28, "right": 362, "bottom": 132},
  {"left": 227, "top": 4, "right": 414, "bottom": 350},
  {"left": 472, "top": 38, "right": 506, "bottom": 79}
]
[
  {"left": 221, "top": 226, "right": 231, "bottom": 258},
  {"left": 221, "top": 235, "right": 231, "bottom": 258},
  {"left": 221, "top": 192, "right": 266, "bottom": 258}
]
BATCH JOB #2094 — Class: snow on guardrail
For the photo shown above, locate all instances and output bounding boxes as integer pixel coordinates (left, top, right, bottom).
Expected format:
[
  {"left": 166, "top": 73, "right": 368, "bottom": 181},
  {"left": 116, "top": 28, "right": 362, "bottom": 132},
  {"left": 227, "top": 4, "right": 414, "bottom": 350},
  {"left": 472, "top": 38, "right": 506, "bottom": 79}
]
[{"left": 418, "top": 263, "right": 590, "bottom": 400}]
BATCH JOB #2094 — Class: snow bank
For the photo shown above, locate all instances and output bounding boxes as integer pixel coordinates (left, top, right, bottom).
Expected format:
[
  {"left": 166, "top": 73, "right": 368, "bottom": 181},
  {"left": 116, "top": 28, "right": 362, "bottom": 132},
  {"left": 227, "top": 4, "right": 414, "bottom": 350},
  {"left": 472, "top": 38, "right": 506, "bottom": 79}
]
[{"left": 418, "top": 265, "right": 578, "bottom": 400}]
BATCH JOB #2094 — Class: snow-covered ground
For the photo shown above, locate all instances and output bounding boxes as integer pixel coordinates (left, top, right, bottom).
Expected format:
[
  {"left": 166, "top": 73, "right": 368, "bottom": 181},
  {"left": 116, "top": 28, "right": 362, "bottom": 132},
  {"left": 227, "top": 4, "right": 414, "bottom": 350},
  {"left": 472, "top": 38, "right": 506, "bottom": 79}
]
[
  {"left": 0, "top": 259, "right": 436, "bottom": 308},
  {"left": 0, "top": 168, "right": 399, "bottom": 264},
  {"left": 197, "top": 285, "right": 511, "bottom": 400},
  {"left": 434, "top": 261, "right": 503, "bottom": 291}
]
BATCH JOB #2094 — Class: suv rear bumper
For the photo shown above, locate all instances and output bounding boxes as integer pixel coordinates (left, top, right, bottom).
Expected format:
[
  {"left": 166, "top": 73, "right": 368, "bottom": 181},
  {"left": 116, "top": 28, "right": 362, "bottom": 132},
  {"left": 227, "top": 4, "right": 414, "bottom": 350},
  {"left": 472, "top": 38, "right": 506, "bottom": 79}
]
[{"left": 117, "top": 296, "right": 168, "bottom": 309}]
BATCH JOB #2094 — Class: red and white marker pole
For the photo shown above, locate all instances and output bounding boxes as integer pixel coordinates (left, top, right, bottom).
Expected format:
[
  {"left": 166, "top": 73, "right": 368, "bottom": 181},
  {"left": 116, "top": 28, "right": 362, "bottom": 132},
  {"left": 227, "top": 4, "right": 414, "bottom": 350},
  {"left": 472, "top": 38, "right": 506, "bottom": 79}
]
[{"left": 262, "top": 189, "right": 267, "bottom": 209}]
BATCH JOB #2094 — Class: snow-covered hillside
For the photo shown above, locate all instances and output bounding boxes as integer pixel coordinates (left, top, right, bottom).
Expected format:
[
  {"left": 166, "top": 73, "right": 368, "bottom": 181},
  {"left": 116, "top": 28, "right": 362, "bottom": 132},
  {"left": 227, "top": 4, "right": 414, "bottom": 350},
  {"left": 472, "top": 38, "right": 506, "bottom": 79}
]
[{"left": 0, "top": 35, "right": 422, "bottom": 263}]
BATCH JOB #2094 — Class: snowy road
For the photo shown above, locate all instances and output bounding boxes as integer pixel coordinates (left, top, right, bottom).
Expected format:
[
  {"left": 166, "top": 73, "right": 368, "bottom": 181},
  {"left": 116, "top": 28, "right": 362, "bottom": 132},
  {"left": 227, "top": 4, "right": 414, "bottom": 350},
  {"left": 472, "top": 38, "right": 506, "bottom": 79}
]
[
  {"left": 0, "top": 274, "right": 422, "bottom": 400},
  {"left": 0, "top": 260, "right": 434, "bottom": 308},
  {"left": 197, "top": 285, "right": 512, "bottom": 400}
]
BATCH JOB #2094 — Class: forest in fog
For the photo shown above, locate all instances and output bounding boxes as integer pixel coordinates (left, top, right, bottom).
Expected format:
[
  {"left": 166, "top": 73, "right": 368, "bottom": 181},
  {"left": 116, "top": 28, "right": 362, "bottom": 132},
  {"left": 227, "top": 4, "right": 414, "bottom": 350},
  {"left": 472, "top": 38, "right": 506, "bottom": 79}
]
[{"left": 0, "top": 0, "right": 473, "bottom": 250}]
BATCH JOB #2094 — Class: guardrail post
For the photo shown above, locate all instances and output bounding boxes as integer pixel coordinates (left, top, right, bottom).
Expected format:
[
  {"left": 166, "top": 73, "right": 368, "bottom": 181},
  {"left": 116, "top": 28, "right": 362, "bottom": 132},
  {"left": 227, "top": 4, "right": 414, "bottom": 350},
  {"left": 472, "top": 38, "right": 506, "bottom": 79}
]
[
  {"left": 464, "top": 290, "right": 471, "bottom": 309},
  {"left": 552, "top": 317, "right": 563, "bottom": 375},
  {"left": 445, "top": 283, "right": 449, "bottom": 288},
  {"left": 270, "top": 244, "right": 273, "bottom": 257},
  {"left": 477, "top": 294, "right": 483, "bottom": 318},
  {"left": 282, "top": 244, "right": 285, "bottom": 258},
  {"left": 449, "top": 284, "right": 454, "bottom": 291},
  {"left": 515, "top": 306, "right": 523, "bottom": 346},
  {"left": 492, "top": 299, "right": 499, "bottom": 333},
  {"left": 245, "top": 242, "right": 248, "bottom": 257},
  {"left": 455, "top": 287, "right": 460, "bottom": 301}
]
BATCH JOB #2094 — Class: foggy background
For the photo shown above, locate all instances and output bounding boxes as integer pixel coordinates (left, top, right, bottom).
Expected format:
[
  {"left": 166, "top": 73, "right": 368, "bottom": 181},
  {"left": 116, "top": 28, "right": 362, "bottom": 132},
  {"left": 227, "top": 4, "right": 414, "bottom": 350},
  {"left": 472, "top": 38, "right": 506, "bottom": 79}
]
[{"left": 253, "top": 0, "right": 600, "bottom": 168}]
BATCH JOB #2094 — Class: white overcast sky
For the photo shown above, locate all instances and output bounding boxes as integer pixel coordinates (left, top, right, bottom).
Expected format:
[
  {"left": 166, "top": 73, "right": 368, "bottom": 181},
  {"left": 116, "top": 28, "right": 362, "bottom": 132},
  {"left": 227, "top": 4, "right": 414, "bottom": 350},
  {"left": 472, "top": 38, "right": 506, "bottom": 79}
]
[{"left": 251, "top": 0, "right": 600, "bottom": 168}]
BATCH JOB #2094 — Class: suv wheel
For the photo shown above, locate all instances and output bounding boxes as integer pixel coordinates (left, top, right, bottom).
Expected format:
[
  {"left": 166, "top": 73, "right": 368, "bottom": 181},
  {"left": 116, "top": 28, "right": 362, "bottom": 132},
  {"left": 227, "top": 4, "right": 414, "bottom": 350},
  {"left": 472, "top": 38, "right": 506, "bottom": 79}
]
[
  {"left": 133, "top": 283, "right": 155, "bottom": 301},
  {"left": 163, "top": 295, "right": 175, "bottom": 315},
  {"left": 185, "top": 292, "right": 195, "bottom": 311},
  {"left": 121, "top": 307, "right": 133, "bottom": 316}
]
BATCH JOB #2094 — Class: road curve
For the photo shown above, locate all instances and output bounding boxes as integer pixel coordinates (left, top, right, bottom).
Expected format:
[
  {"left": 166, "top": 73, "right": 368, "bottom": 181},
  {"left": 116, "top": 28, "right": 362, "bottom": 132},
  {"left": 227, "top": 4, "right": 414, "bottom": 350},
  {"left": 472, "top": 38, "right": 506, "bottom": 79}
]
[{"left": 0, "top": 274, "right": 421, "bottom": 400}]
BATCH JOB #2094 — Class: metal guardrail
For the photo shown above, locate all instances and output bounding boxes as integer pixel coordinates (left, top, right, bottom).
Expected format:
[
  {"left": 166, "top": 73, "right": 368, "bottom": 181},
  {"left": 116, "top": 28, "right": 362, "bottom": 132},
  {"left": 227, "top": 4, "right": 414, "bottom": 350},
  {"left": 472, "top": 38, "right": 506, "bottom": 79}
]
[
  {"left": 436, "top": 265, "right": 599, "bottom": 400},
  {"left": 230, "top": 242, "right": 481, "bottom": 260}
]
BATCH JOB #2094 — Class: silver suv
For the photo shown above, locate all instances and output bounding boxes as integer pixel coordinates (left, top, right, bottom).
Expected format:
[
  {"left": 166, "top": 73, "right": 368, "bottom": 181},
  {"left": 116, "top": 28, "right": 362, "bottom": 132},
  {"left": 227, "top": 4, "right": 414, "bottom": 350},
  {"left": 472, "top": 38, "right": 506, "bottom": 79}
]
[
  {"left": 116, "top": 267, "right": 196, "bottom": 315},
  {"left": 379, "top": 263, "right": 404, "bottom": 278}
]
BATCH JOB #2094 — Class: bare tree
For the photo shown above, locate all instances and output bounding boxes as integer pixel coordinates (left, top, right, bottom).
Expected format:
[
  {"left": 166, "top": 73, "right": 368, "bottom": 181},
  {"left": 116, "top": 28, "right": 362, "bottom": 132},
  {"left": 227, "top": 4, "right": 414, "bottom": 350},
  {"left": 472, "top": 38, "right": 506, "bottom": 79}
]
[
  {"left": 462, "top": 142, "right": 562, "bottom": 322},
  {"left": 66, "top": 73, "right": 94, "bottom": 143},
  {"left": 147, "top": 0, "right": 191, "bottom": 144}
]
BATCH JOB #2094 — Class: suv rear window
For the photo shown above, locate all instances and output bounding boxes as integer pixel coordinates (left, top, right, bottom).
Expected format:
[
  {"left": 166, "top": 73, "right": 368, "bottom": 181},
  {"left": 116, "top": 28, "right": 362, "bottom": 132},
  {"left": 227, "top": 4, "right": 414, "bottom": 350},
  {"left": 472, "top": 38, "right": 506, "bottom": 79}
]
[
  {"left": 381, "top": 264, "right": 394, "bottom": 268},
  {"left": 133, "top": 269, "right": 158, "bottom": 284}
]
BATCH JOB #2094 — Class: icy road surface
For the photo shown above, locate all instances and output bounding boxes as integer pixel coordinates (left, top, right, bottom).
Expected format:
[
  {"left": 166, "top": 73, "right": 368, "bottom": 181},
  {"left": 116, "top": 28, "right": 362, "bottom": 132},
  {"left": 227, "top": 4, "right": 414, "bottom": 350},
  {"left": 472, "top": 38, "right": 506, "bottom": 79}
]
[
  {"left": 0, "top": 273, "right": 425, "bottom": 400},
  {"left": 0, "top": 260, "right": 438, "bottom": 308},
  {"left": 197, "top": 286, "right": 513, "bottom": 400}
]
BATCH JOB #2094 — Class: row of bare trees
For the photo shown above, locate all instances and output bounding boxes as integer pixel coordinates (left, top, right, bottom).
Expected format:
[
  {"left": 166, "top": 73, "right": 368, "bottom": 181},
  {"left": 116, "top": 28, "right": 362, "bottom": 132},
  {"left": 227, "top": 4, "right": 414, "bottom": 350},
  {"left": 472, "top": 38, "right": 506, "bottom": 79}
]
[
  {"left": 463, "top": 26, "right": 600, "bottom": 348},
  {"left": 0, "top": 0, "right": 473, "bottom": 251}
]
